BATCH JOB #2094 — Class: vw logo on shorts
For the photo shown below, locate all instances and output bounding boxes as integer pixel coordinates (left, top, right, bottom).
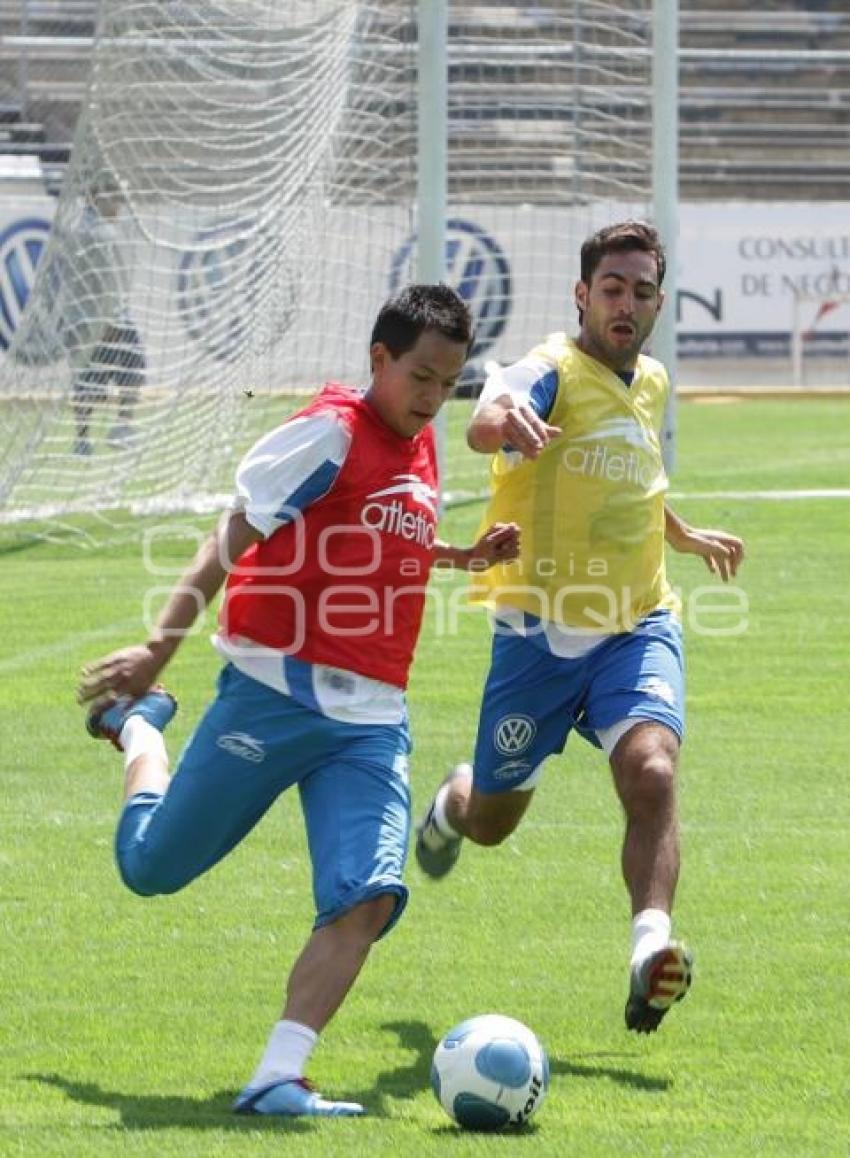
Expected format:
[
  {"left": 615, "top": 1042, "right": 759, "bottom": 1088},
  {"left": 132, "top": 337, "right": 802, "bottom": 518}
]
[
  {"left": 389, "top": 219, "right": 512, "bottom": 359},
  {"left": 494, "top": 714, "right": 537, "bottom": 756},
  {"left": 0, "top": 218, "right": 51, "bottom": 350}
]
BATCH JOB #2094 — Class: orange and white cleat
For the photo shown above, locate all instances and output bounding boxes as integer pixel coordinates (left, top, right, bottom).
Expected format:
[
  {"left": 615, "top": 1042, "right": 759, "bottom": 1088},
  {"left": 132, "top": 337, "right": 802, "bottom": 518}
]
[{"left": 625, "top": 941, "right": 693, "bottom": 1034}]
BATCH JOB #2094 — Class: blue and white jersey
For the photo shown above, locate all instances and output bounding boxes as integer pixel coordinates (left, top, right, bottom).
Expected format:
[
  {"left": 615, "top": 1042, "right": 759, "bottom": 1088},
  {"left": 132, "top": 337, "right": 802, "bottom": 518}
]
[
  {"left": 214, "top": 410, "right": 407, "bottom": 725},
  {"left": 234, "top": 411, "right": 350, "bottom": 538},
  {"left": 475, "top": 353, "right": 560, "bottom": 423}
]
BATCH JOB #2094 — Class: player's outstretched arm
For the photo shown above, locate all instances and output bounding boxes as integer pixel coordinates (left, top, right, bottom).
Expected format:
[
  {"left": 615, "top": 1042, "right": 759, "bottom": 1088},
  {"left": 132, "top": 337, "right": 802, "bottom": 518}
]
[
  {"left": 664, "top": 504, "right": 745, "bottom": 582},
  {"left": 433, "top": 522, "right": 520, "bottom": 571},
  {"left": 77, "top": 510, "right": 264, "bottom": 706},
  {"left": 467, "top": 398, "right": 561, "bottom": 459}
]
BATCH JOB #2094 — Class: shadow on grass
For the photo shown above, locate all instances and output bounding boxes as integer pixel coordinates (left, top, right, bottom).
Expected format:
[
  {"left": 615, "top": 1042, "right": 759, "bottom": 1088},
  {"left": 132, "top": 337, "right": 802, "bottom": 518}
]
[
  {"left": 0, "top": 533, "right": 48, "bottom": 557},
  {"left": 552, "top": 1053, "right": 671, "bottom": 1092},
  {"left": 24, "top": 1026, "right": 668, "bottom": 1131},
  {"left": 24, "top": 1074, "right": 312, "bottom": 1134}
]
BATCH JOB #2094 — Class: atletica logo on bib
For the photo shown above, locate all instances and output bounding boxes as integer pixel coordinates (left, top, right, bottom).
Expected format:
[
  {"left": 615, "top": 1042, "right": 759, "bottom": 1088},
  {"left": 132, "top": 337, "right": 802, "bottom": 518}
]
[{"left": 360, "top": 473, "right": 437, "bottom": 547}]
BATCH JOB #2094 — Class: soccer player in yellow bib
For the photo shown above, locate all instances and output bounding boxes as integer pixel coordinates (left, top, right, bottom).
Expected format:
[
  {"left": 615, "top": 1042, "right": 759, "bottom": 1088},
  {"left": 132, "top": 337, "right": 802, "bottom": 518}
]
[{"left": 416, "top": 221, "right": 745, "bottom": 1034}]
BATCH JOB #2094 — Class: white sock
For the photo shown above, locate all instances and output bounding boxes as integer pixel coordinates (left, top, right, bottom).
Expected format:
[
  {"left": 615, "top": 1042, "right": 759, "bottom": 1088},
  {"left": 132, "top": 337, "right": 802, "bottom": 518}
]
[
  {"left": 433, "top": 763, "right": 472, "bottom": 838},
  {"left": 249, "top": 1019, "right": 318, "bottom": 1089},
  {"left": 119, "top": 716, "right": 167, "bottom": 771},
  {"left": 630, "top": 908, "right": 672, "bottom": 970},
  {"left": 432, "top": 783, "right": 459, "bottom": 838}
]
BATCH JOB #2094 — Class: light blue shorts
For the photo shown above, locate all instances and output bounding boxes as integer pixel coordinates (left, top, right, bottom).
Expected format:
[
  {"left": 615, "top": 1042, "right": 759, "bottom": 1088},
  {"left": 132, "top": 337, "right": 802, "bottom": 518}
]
[
  {"left": 116, "top": 664, "right": 411, "bottom": 937},
  {"left": 473, "top": 610, "right": 685, "bottom": 794}
]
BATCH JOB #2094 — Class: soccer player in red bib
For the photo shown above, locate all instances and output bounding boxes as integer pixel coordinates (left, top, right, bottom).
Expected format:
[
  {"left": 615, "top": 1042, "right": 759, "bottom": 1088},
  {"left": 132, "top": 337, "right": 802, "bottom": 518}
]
[{"left": 77, "top": 284, "right": 518, "bottom": 1118}]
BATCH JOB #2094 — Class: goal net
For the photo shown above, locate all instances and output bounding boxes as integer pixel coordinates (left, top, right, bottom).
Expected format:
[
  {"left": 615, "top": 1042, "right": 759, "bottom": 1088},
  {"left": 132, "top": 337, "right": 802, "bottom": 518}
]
[{"left": 0, "top": 0, "right": 652, "bottom": 528}]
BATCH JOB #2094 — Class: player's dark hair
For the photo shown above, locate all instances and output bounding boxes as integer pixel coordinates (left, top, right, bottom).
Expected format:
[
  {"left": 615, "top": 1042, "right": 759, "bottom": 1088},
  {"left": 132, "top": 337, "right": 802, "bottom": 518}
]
[
  {"left": 580, "top": 220, "right": 666, "bottom": 288},
  {"left": 371, "top": 283, "right": 474, "bottom": 357}
]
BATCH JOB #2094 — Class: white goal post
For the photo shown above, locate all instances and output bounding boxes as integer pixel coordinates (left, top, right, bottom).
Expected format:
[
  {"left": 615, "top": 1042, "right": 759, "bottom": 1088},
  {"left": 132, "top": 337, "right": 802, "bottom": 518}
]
[{"left": 0, "top": 0, "right": 660, "bottom": 528}]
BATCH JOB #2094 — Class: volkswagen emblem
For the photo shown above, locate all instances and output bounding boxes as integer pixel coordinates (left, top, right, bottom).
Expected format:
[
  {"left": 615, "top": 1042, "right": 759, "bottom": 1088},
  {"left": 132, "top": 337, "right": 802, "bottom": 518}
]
[
  {"left": 494, "top": 714, "right": 537, "bottom": 756},
  {"left": 0, "top": 217, "right": 51, "bottom": 350},
  {"left": 389, "top": 218, "right": 512, "bottom": 359},
  {"left": 177, "top": 223, "right": 256, "bottom": 364}
]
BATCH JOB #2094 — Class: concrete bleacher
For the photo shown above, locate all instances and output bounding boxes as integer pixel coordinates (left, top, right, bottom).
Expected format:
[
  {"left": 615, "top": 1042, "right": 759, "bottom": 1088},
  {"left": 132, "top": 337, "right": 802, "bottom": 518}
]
[
  {"left": 0, "top": 1, "right": 849, "bottom": 200},
  {"left": 678, "top": 2, "right": 850, "bottom": 196},
  {"left": 0, "top": 0, "right": 94, "bottom": 187}
]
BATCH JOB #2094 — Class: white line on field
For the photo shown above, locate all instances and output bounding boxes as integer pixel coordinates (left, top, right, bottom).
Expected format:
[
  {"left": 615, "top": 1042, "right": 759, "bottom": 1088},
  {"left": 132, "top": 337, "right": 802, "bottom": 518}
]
[
  {"left": 0, "top": 618, "right": 141, "bottom": 675},
  {"left": 668, "top": 488, "right": 850, "bottom": 500}
]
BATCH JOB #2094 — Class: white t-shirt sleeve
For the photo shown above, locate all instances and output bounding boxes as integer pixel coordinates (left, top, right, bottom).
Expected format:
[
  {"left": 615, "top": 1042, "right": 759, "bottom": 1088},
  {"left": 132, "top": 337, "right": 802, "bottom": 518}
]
[
  {"left": 233, "top": 412, "right": 352, "bottom": 537},
  {"left": 474, "top": 352, "right": 559, "bottom": 416}
]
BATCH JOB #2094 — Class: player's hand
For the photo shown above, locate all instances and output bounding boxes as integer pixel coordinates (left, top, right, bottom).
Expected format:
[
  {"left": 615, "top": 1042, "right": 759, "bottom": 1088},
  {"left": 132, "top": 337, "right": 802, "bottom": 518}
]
[
  {"left": 679, "top": 528, "right": 745, "bottom": 582},
  {"left": 500, "top": 404, "right": 561, "bottom": 459},
  {"left": 77, "top": 644, "right": 163, "bottom": 708},
  {"left": 467, "top": 522, "right": 521, "bottom": 570}
]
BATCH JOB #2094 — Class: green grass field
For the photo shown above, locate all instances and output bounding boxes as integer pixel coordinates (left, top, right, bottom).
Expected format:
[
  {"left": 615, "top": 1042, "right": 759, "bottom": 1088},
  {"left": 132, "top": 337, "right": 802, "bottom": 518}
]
[{"left": 1, "top": 398, "right": 849, "bottom": 1156}]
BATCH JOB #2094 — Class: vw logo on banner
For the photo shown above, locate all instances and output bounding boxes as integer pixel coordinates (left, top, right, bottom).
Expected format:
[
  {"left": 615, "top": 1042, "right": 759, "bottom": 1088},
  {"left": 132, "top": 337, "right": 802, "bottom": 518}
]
[
  {"left": 0, "top": 218, "right": 51, "bottom": 350},
  {"left": 389, "top": 218, "right": 512, "bottom": 360},
  {"left": 177, "top": 223, "right": 259, "bottom": 364},
  {"left": 494, "top": 714, "right": 537, "bottom": 756}
]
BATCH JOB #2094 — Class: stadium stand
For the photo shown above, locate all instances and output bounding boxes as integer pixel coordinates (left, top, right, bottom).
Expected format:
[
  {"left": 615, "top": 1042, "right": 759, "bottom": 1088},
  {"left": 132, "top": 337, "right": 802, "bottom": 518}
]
[
  {"left": 0, "top": 1, "right": 848, "bottom": 199},
  {"left": 0, "top": 1, "right": 94, "bottom": 189}
]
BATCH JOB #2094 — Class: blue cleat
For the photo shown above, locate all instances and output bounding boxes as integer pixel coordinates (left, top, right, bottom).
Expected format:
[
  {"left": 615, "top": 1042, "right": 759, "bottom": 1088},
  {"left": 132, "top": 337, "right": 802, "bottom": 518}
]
[
  {"left": 233, "top": 1077, "right": 365, "bottom": 1118},
  {"left": 625, "top": 941, "right": 694, "bottom": 1034},
  {"left": 414, "top": 763, "right": 471, "bottom": 880},
  {"left": 86, "top": 685, "right": 177, "bottom": 751}
]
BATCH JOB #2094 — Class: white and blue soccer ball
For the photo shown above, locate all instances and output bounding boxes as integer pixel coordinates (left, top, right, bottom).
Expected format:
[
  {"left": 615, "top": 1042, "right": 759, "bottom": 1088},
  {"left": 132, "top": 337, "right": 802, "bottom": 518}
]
[{"left": 431, "top": 1014, "right": 549, "bottom": 1131}]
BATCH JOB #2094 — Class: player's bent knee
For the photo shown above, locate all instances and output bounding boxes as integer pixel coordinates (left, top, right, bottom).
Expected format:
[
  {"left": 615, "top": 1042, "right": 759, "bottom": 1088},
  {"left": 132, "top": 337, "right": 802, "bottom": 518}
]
[
  {"left": 620, "top": 755, "right": 677, "bottom": 815},
  {"left": 464, "top": 811, "right": 521, "bottom": 847},
  {"left": 116, "top": 851, "right": 195, "bottom": 897},
  {"left": 465, "top": 822, "right": 511, "bottom": 847},
  {"left": 463, "top": 789, "right": 528, "bottom": 846},
  {"left": 333, "top": 892, "right": 400, "bottom": 944}
]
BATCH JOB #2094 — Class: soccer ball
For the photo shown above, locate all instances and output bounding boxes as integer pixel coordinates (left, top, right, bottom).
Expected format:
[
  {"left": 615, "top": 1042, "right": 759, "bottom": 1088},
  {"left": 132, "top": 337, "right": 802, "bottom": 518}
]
[{"left": 430, "top": 1014, "right": 549, "bottom": 1131}]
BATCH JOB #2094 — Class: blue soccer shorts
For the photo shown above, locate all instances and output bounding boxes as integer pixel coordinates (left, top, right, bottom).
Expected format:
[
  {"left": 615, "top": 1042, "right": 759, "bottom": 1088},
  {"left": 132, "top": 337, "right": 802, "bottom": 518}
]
[
  {"left": 472, "top": 609, "right": 685, "bottom": 794},
  {"left": 115, "top": 664, "right": 412, "bottom": 937}
]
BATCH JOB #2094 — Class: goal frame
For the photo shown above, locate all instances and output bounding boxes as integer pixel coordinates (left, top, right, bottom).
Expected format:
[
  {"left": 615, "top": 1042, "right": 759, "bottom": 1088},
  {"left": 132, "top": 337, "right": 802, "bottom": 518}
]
[{"left": 419, "top": 0, "right": 679, "bottom": 480}]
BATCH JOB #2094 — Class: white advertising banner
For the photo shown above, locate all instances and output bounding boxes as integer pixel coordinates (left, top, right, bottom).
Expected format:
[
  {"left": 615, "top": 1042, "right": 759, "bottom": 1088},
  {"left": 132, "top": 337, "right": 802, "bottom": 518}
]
[
  {"left": 2, "top": 195, "right": 849, "bottom": 380},
  {"left": 677, "top": 201, "right": 850, "bottom": 358}
]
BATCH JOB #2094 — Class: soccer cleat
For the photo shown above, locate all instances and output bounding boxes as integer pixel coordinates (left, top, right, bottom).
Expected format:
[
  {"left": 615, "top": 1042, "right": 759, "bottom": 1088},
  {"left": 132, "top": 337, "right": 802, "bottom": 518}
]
[
  {"left": 73, "top": 437, "right": 93, "bottom": 456},
  {"left": 85, "top": 685, "right": 177, "bottom": 751},
  {"left": 233, "top": 1077, "right": 365, "bottom": 1118},
  {"left": 625, "top": 941, "right": 693, "bottom": 1034},
  {"left": 414, "top": 762, "right": 471, "bottom": 880}
]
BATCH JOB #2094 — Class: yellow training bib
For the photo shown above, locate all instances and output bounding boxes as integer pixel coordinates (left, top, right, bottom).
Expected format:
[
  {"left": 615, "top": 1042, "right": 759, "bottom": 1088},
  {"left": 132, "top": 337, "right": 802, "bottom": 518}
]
[{"left": 470, "top": 335, "right": 679, "bottom": 632}]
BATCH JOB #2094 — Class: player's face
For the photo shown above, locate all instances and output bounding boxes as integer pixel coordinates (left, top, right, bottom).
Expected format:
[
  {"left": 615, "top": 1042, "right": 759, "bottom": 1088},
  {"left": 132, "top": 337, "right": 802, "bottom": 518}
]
[
  {"left": 368, "top": 329, "right": 469, "bottom": 438},
  {"left": 575, "top": 249, "right": 664, "bottom": 372}
]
